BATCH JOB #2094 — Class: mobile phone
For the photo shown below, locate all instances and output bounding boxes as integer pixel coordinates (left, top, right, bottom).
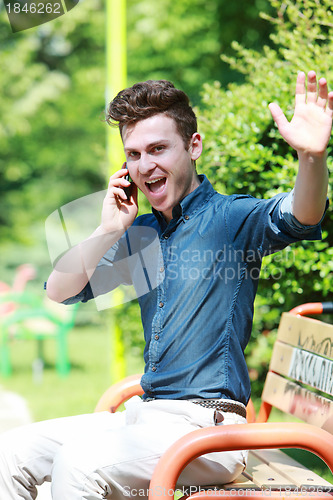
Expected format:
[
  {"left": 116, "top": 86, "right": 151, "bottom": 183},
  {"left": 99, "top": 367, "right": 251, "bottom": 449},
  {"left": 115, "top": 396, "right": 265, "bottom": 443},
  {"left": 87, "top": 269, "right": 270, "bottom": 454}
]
[{"left": 123, "top": 171, "right": 133, "bottom": 200}]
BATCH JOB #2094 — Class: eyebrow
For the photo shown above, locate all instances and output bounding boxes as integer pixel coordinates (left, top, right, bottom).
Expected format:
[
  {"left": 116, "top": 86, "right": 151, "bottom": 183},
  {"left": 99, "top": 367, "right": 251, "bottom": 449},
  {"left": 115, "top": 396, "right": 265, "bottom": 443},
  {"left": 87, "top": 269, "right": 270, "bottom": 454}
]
[{"left": 124, "top": 140, "right": 170, "bottom": 152}]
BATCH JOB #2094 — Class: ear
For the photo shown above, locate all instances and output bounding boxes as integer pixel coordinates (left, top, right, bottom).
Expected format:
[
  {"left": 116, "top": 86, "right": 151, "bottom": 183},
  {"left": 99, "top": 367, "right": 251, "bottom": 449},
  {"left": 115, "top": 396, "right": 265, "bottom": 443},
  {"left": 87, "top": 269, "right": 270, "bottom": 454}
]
[{"left": 189, "top": 133, "right": 203, "bottom": 161}]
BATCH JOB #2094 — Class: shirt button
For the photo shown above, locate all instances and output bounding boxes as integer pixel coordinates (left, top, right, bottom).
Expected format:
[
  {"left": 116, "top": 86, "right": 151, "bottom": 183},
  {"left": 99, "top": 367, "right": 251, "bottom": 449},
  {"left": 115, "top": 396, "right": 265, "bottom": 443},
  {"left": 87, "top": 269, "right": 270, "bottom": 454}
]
[
  {"left": 159, "top": 301, "right": 164, "bottom": 308},
  {"left": 160, "top": 266, "right": 164, "bottom": 273},
  {"left": 184, "top": 215, "right": 190, "bottom": 220},
  {"left": 152, "top": 366, "right": 157, "bottom": 372},
  {"left": 164, "top": 235, "right": 169, "bottom": 239},
  {"left": 155, "top": 334, "right": 159, "bottom": 340}
]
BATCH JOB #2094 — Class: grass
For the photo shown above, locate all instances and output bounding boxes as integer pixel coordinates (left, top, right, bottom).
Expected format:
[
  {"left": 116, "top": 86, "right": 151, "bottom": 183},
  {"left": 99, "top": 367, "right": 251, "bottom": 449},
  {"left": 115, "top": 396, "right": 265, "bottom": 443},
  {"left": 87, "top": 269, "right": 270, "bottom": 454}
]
[
  {"left": 0, "top": 320, "right": 331, "bottom": 484},
  {"left": 0, "top": 319, "right": 144, "bottom": 421}
]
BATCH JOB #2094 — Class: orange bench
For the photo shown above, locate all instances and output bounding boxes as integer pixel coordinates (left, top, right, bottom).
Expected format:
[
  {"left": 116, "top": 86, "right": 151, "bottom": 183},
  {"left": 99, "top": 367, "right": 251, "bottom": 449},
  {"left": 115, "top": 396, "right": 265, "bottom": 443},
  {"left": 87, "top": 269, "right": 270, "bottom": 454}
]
[{"left": 95, "top": 303, "right": 333, "bottom": 499}]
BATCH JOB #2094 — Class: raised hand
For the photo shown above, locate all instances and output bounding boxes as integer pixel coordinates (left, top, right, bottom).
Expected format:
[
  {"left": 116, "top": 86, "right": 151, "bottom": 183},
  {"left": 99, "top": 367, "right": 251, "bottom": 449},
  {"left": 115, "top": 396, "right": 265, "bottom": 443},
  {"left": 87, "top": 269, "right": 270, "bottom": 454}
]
[{"left": 269, "top": 71, "right": 333, "bottom": 157}]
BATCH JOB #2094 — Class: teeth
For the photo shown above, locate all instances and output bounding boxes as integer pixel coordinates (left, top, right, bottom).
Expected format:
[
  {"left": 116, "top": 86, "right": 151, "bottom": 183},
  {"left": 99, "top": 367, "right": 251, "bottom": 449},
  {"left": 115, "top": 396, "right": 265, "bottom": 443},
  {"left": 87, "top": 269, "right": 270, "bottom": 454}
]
[{"left": 146, "top": 178, "right": 164, "bottom": 184}]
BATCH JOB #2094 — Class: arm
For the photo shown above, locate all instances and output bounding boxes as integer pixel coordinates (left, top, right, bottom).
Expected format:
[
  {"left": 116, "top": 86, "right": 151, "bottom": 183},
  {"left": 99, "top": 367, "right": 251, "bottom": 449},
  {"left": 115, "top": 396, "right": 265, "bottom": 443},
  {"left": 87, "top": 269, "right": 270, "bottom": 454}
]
[
  {"left": 46, "top": 168, "right": 138, "bottom": 303},
  {"left": 269, "top": 71, "right": 332, "bottom": 225}
]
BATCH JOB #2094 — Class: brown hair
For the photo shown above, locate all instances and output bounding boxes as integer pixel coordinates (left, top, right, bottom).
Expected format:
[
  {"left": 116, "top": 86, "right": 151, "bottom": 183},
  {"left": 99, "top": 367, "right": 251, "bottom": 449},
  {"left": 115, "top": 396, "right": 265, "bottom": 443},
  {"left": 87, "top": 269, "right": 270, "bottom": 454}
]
[{"left": 106, "top": 80, "right": 197, "bottom": 148}]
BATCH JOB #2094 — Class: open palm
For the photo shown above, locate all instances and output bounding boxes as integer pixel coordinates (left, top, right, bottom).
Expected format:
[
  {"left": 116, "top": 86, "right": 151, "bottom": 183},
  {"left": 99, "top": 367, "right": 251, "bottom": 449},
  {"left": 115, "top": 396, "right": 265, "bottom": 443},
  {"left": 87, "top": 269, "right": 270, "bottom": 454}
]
[{"left": 269, "top": 71, "right": 333, "bottom": 156}]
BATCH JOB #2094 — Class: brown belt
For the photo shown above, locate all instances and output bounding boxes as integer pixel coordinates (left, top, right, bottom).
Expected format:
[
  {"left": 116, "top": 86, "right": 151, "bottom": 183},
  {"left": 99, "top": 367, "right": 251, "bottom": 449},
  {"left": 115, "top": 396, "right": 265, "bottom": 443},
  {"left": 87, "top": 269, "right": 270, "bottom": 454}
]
[{"left": 190, "top": 399, "right": 247, "bottom": 419}]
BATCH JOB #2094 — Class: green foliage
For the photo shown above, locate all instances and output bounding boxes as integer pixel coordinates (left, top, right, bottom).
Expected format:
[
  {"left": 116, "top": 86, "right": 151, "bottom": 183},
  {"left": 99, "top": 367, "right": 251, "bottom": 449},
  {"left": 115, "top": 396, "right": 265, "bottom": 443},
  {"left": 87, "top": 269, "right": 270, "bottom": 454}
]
[
  {"left": 0, "top": 0, "right": 276, "bottom": 371},
  {"left": 0, "top": 0, "right": 107, "bottom": 247},
  {"left": 198, "top": 0, "right": 333, "bottom": 396},
  {"left": 0, "top": 0, "right": 273, "bottom": 246},
  {"left": 127, "top": 0, "right": 274, "bottom": 102},
  {"left": 0, "top": 0, "right": 332, "bottom": 396}
]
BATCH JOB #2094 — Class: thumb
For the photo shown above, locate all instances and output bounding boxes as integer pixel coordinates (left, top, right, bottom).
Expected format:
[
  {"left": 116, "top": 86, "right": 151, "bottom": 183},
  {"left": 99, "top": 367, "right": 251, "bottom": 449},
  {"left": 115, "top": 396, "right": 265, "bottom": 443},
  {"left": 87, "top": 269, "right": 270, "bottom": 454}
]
[{"left": 268, "top": 102, "right": 289, "bottom": 130}]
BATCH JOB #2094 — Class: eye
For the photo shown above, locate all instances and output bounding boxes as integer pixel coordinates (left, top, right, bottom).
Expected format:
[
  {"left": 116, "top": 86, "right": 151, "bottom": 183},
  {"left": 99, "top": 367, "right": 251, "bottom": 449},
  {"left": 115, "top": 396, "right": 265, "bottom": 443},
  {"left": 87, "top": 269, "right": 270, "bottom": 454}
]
[
  {"left": 127, "top": 151, "right": 140, "bottom": 159},
  {"left": 151, "top": 145, "right": 165, "bottom": 153}
]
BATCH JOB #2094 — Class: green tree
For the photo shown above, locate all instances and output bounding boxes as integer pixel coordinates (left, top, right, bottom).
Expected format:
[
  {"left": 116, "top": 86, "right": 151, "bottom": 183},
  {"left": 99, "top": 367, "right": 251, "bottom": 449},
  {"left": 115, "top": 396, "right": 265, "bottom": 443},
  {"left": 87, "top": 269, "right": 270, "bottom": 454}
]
[
  {"left": 0, "top": 0, "right": 273, "bottom": 285},
  {"left": 0, "top": 0, "right": 274, "bottom": 247},
  {"left": 127, "top": 0, "right": 274, "bottom": 101},
  {"left": 0, "top": 0, "right": 106, "bottom": 248},
  {"left": 198, "top": 0, "right": 333, "bottom": 396},
  {"left": 2, "top": 0, "right": 331, "bottom": 389}
]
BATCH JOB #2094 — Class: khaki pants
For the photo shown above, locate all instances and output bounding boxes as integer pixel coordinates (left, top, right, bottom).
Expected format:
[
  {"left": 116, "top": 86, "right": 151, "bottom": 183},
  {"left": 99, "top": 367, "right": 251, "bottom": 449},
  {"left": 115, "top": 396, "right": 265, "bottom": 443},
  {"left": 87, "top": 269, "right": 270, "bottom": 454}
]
[{"left": 0, "top": 396, "right": 247, "bottom": 499}]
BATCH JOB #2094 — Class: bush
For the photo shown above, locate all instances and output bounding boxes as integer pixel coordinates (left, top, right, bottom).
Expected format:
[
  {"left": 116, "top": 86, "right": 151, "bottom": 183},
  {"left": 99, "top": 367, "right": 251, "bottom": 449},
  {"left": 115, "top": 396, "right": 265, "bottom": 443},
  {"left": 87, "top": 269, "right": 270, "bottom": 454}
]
[{"left": 197, "top": 0, "right": 333, "bottom": 397}]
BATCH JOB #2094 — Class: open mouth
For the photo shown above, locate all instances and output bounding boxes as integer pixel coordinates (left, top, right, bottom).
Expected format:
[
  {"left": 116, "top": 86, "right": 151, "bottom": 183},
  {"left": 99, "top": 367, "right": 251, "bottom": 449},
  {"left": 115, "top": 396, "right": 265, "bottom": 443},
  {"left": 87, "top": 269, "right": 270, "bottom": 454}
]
[{"left": 145, "top": 177, "right": 166, "bottom": 194}]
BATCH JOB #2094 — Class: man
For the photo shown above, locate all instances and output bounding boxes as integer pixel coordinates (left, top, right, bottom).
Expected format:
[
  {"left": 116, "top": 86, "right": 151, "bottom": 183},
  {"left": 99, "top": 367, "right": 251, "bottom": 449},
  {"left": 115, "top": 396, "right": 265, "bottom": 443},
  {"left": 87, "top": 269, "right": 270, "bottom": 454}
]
[{"left": 0, "top": 73, "right": 331, "bottom": 499}]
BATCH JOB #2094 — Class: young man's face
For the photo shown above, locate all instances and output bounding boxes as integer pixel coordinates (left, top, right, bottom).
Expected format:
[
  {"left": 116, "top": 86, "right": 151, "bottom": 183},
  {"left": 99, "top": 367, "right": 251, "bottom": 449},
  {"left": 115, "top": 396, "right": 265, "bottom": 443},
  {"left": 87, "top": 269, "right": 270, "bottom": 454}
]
[{"left": 122, "top": 114, "right": 202, "bottom": 222}]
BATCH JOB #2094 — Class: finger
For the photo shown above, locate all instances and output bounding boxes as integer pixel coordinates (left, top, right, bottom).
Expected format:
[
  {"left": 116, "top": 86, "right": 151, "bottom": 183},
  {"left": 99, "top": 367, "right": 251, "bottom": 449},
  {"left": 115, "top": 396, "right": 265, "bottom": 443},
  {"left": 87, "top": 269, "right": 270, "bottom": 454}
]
[
  {"left": 107, "top": 171, "right": 133, "bottom": 204},
  {"left": 268, "top": 102, "right": 289, "bottom": 129},
  {"left": 108, "top": 173, "right": 131, "bottom": 189},
  {"left": 295, "top": 71, "right": 306, "bottom": 105},
  {"left": 108, "top": 180, "right": 131, "bottom": 196},
  {"left": 326, "top": 91, "right": 333, "bottom": 118},
  {"left": 317, "top": 78, "right": 328, "bottom": 108},
  {"left": 108, "top": 166, "right": 129, "bottom": 183},
  {"left": 107, "top": 186, "right": 128, "bottom": 202},
  {"left": 306, "top": 70, "right": 317, "bottom": 104}
]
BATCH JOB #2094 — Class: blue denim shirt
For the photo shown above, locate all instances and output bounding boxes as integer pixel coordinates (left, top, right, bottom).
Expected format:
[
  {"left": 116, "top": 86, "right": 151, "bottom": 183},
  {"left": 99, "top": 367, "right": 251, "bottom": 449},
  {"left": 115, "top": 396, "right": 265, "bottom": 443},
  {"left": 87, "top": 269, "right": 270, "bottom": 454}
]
[{"left": 63, "top": 175, "right": 326, "bottom": 404}]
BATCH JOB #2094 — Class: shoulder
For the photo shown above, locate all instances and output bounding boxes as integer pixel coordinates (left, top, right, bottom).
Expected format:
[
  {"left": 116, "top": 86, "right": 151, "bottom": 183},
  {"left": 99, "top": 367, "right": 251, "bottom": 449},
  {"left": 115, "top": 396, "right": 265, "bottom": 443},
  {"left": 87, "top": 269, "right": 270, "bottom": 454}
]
[{"left": 225, "top": 192, "right": 286, "bottom": 214}]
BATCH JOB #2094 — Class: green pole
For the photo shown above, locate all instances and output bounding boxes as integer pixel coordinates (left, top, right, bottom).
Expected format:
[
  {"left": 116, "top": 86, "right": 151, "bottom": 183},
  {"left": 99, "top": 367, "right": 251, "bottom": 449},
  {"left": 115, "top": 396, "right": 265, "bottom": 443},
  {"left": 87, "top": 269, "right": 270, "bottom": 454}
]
[{"left": 105, "top": 0, "right": 127, "bottom": 383}]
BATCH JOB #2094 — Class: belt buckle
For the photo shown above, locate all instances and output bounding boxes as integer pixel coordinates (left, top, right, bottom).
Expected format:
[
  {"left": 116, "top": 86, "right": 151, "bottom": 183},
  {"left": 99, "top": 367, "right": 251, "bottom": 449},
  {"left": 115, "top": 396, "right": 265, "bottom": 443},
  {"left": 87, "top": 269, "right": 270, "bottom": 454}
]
[{"left": 214, "top": 410, "right": 224, "bottom": 424}]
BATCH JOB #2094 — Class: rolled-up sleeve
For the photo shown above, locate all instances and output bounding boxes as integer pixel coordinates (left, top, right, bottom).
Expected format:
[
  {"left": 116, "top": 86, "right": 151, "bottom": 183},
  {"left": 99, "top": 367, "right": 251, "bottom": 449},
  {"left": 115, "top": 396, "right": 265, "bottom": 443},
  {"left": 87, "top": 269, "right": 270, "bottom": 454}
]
[
  {"left": 226, "top": 192, "right": 328, "bottom": 259},
  {"left": 279, "top": 189, "right": 329, "bottom": 238},
  {"left": 60, "top": 234, "right": 132, "bottom": 305},
  {"left": 58, "top": 220, "right": 162, "bottom": 306},
  {"left": 61, "top": 281, "right": 94, "bottom": 305}
]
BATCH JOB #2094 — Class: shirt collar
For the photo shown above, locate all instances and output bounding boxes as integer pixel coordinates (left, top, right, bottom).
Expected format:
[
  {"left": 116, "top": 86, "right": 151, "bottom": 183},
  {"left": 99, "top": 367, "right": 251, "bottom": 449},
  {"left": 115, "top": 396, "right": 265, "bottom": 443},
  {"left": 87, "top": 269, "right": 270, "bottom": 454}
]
[{"left": 152, "top": 174, "right": 216, "bottom": 225}]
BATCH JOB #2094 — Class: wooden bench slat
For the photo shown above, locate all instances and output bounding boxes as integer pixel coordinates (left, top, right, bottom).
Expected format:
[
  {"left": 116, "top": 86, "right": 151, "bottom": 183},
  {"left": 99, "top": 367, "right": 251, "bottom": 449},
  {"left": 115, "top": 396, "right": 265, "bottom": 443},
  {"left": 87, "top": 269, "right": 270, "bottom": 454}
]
[
  {"left": 218, "top": 467, "right": 261, "bottom": 490},
  {"left": 240, "top": 452, "right": 298, "bottom": 490},
  {"left": 270, "top": 341, "right": 333, "bottom": 396},
  {"left": 277, "top": 313, "right": 333, "bottom": 360},
  {"left": 251, "top": 449, "right": 333, "bottom": 490},
  {"left": 262, "top": 372, "right": 333, "bottom": 432}
]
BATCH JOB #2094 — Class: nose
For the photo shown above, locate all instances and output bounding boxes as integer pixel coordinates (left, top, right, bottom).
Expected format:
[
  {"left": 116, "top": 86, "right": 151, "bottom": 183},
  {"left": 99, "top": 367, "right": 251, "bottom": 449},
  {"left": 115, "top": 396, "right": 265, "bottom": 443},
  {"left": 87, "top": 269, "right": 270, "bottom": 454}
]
[{"left": 138, "top": 153, "right": 156, "bottom": 175}]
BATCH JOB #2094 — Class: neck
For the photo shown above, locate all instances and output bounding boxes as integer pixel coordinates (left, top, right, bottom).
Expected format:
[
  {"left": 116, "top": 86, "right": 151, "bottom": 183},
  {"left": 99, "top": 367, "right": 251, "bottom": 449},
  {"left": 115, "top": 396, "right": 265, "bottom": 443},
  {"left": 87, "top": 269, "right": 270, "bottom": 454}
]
[{"left": 162, "top": 174, "right": 201, "bottom": 223}]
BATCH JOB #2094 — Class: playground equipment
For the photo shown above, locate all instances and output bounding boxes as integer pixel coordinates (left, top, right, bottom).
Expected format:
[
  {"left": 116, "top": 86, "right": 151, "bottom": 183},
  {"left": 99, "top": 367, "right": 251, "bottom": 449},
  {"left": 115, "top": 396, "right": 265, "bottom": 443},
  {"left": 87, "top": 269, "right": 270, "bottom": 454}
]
[{"left": 0, "top": 291, "right": 78, "bottom": 378}]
